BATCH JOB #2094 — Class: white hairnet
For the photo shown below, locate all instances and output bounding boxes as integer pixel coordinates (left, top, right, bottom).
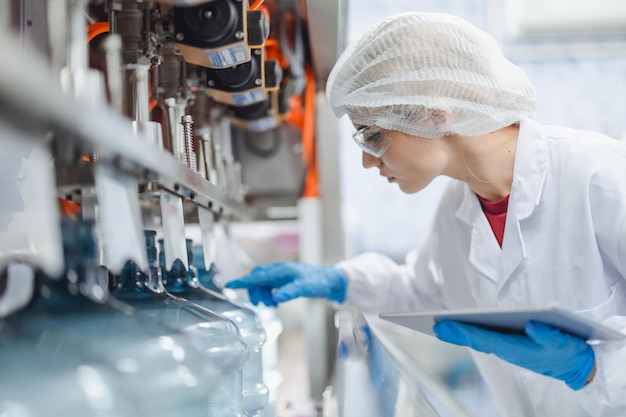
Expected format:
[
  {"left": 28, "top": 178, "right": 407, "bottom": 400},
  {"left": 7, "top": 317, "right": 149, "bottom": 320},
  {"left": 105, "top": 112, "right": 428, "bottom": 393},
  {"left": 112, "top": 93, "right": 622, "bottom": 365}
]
[{"left": 326, "top": 12, "right": 536, "bottom": 139}]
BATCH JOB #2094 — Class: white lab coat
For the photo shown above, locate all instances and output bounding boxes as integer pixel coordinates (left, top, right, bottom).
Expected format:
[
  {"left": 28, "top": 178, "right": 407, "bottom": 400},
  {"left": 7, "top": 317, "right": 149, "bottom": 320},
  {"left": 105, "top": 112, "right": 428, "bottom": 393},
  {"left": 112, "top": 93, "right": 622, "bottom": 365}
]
[{"left": 337, "top": 118, "right": 626, "bottom": 417}]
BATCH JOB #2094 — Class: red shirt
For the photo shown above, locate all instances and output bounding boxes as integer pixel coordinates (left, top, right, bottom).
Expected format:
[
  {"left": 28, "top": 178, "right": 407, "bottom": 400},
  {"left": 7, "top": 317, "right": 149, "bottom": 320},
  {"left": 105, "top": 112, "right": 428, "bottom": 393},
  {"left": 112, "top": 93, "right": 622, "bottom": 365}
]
[{"left": 477, "top": 194, "right": 510, "bottom": 248}]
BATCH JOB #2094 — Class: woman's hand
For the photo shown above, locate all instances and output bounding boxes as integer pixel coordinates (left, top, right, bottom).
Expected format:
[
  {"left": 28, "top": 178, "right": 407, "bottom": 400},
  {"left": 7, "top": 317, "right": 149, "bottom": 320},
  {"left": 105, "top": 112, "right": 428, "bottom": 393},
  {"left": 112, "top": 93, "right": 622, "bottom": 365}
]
[
  {"left": 226, "top": 261, "right": 347, "bottom": 307},
  {"left": 434, "top": 320, "right": 596, "bottom": 390}
]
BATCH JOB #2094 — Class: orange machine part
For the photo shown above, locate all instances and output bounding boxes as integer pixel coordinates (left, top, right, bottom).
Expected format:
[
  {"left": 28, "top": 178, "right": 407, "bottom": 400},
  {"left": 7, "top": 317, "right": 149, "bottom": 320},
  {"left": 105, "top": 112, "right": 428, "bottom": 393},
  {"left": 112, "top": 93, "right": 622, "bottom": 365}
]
[
  {"left": 300, "top": 65, "right": 318, "bottom": 198},
  {"left": 264, "top": 12, "right": 319, "bottom": 197},
  {"left": 249, "top": 0, "right": 265, "bottom": 10},
  {"left": 58, "top": 199, "right": 82, "bottom": 221},
  {"left": 87, "top": 22, "right": 110, "bottom": 43}
]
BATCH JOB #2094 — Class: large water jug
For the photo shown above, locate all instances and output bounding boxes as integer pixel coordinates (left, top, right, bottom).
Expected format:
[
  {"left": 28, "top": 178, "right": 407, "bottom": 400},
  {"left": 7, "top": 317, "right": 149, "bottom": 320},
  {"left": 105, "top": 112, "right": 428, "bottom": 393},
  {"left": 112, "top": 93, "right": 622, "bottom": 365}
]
[
  {"left": 180, "top": 241, "right": 269, "bottom": 417},
  {"left": 193, "top": 241, "right": 283, "bottom": 417},
  {"left": 112, "top": 230, "right": 248, "bottom": 417},
  {"left": 3, "top": 220, "right": 219, "bottom": 417},
  {"left": 0, "top": 317, "right": 139, "bottom": 417}
]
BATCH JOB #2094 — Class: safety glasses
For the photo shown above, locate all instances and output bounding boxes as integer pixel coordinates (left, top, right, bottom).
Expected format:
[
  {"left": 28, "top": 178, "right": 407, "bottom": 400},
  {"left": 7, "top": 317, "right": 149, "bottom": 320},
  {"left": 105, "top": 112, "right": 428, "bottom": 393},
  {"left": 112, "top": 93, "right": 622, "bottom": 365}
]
[{"left": 351, "top": 125, "right": 393, "bottom": 158}]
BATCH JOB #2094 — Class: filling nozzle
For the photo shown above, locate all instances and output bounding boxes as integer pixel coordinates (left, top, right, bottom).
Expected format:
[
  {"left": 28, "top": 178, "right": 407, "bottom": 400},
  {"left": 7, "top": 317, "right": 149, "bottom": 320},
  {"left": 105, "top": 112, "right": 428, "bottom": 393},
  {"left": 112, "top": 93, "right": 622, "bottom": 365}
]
[
  {"left": 122, "top": 63, "right": 151, "bottom": 134},
  {"left": 201, "top": 131, "right": 219, "bottom": 185},
  {"left": 103, "top": 34, "right": 124, "bottom": 113},
  {"left": 164, "top": 97, "right": 187, "bottom": 163},
  {"left": 60, "top": 0, "right": 107, "bottom": 108},
  {"left": 67, "top": 0, "right": 89, "bottom": 73},
  {"left": 217, "top": 117, "right": 245, "bottom": 200}
]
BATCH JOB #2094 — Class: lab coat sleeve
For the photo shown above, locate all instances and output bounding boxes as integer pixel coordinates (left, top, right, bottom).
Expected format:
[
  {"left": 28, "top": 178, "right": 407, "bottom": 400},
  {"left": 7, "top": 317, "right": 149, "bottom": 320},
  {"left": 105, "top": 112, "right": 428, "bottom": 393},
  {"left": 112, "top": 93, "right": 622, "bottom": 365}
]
[{"left": 336, "top": 241, "right": 446, "bottom": 314}]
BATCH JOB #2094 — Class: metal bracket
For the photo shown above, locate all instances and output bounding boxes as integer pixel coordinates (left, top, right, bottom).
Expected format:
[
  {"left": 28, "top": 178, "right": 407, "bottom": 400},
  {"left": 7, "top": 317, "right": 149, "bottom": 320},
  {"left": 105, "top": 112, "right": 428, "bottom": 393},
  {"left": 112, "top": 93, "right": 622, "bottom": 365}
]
[
  {"left": 160, "top": 189, "right": 188, "bottom": 270},
  {"left": 0, "top": 121, "right": 63, "bottom": 277},
  {"left": 94, "top": 163, "right": 148, "bottom": 273}
]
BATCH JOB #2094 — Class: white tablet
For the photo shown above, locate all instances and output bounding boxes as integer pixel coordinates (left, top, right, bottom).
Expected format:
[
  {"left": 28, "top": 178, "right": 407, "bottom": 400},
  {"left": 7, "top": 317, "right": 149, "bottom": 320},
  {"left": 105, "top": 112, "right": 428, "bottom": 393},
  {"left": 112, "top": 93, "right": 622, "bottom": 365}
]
[{"left": 379, "top": 307, "right": 625, "bottom": 341}]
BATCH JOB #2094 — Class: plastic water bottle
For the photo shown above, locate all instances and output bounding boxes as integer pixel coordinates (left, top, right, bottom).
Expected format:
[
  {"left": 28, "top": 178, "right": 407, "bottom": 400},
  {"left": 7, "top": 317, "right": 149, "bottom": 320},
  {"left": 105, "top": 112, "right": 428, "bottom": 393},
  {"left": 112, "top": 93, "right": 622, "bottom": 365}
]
[
  {"left": 193, "top": 243, "right": 283, "bottom": 417},
  {"left": 2, "top": 220, "right": 218, "bottom": 417},
  {"left": 162, "top": 240, "right": 270, "bottom": 417},
  {"left": 0, "top": 319, "right": 139, "bottom": 417},
  {"left": 111, "top": 231, "right": 248, "bottom": 417}
]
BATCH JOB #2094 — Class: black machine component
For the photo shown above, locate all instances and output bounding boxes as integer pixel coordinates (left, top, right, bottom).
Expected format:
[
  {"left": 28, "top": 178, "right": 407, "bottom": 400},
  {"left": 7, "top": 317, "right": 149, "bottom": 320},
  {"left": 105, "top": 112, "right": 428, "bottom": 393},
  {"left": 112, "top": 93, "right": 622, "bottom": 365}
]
[
  {"left": 206, "top": 48, "right": 282, "bottom": 106},
  {"left": 229, "top": 92, "right": 284, "bottom": 132},
  {"left": 264, "top": 59, "right": 282, "bottom": 90},
  {"left": 173, "top": 0, "right": 270, "bottom": 69}
]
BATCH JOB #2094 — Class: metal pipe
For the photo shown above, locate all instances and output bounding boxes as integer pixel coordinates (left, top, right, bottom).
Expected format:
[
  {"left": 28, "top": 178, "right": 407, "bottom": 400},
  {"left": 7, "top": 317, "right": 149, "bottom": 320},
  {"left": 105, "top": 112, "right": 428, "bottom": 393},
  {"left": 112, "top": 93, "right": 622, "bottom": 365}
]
[
  {"left": 67, "top": 0, "right": 88, "bottom": 72},
  {"left": 103, "top": 34, "right": 123, "bottom": 113},
  {"left": 196, "top": 131, "right": 207, "bottom": 179},
  {"left": 201, "top": 132, "right": 218, "bottom": 185},
  {"left": 47, "top": 0, "right": 68, "bottom": 73},
  {"left": 165, "top": 97, "right": 187, "bottom": 162},
  {"left": 232, "top": 161, "right": 244, "bottom": 202},
  {"left": 213, "top": 141, "right": 228, "bottom": 192},
  {"left": 122, "top": 64, "right": 150, "bottom": 133}
]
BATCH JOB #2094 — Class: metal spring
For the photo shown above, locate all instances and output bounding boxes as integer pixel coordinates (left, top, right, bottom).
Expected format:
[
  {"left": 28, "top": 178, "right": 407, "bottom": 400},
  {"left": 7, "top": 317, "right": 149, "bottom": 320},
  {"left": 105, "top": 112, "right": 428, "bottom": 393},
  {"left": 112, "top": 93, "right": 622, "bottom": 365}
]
[{"left": 181, "top": 115, "right": 197, "bottom": 172}]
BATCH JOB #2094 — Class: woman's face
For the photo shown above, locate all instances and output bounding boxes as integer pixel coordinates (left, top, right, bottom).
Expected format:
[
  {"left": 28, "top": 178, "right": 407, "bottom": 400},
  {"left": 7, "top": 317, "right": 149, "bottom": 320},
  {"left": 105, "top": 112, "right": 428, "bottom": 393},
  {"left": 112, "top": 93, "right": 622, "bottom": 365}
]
[{"left": 358, "top": 126, "right": 450, "bottom": 194}]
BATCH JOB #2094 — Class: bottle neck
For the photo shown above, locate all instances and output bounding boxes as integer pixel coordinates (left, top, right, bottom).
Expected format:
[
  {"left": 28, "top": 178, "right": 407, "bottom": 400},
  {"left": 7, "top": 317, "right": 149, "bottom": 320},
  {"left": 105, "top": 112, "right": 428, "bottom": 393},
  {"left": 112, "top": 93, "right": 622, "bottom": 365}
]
[
  {"left": 161, "top": 259, "right": 198, "bottom": 294},
  {"left": 197, "top": 263, "right": 223, "bottom": 293},
  {"left": 112, "top": 260, "right": 166, "bottom": 297},
  {"left": 58, "top": 219, "right": 110, "bottom": 303},
  {"left": 28, "top": 271, "right": 99, "bottom": 312}
]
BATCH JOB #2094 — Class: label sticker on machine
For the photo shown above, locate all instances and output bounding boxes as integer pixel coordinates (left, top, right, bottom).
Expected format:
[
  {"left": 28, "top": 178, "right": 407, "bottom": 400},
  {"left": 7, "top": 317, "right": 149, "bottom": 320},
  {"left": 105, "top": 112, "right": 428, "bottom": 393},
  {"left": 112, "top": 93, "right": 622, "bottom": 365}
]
[
  {"left": 232, "top": 89, "right": 266, "bottom": 106},
  {"left": 206, "top": 45, "right": 249, "bottom": 68},
  {"left": 249, "top": 117, "right": 278, "bottom": 131}
]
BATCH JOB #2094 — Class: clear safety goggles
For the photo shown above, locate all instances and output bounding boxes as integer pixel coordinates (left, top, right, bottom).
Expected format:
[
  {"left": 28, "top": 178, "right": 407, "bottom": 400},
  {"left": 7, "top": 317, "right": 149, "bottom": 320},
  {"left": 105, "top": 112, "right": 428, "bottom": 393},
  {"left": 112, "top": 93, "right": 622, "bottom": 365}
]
[{"left": 351, "top": 125, "right": 393, "bottom": 158}]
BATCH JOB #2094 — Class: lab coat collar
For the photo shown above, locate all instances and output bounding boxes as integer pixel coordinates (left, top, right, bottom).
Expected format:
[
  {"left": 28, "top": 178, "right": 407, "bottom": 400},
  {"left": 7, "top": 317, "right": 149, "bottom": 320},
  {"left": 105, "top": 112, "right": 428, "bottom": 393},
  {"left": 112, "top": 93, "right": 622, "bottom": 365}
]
[
  {"left": 510, "top": 117, "right": 548, "bottom": 220},
  {"left": 454, "top": 118, "right": 548, "bottom": 286},
  {"left": 454, "top": 185, "right": 500, "bottom": 282},
  {"left": 496, "top": 118, "right": 547, "bottom": 295}
]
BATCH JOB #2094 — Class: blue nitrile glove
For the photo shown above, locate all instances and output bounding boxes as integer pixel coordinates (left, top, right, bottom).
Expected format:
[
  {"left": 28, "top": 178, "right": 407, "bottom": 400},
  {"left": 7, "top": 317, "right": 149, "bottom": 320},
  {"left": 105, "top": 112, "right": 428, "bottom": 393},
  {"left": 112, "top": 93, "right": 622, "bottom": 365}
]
[
  {"left": 225, "top": 261, "right": 347, "bottom": 307},
  {"left": 433, "top": 320, "right": 595, "bottom": 391}
]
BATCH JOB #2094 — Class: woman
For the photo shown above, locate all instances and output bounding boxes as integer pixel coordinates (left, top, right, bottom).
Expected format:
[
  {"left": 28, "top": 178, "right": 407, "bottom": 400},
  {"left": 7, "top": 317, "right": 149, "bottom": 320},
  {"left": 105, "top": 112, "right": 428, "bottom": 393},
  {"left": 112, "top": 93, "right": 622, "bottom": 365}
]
[{"left": 227, "top": 12, "right": 626, "bottom": 416}]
